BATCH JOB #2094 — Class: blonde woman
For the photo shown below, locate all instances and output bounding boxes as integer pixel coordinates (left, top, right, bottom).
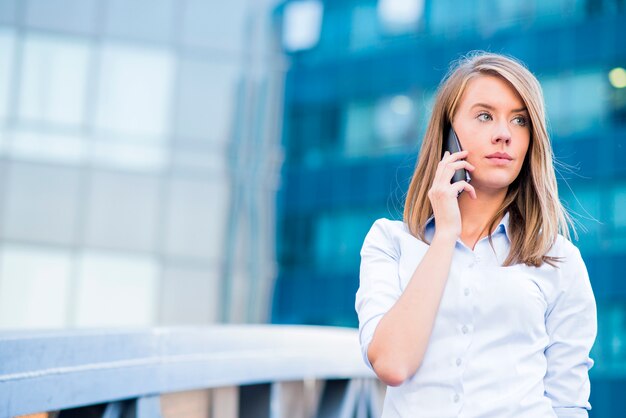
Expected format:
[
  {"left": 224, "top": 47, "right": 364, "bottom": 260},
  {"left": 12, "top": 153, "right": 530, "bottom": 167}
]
[{"left": 355, "top": 52, "right": 597, "bottom": 417}]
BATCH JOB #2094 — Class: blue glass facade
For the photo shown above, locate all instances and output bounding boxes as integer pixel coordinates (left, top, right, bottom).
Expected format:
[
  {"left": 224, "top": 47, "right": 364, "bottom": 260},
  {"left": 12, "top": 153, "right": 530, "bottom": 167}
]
[{"left": 273, "top": 0, "right": 626, "bottom": 415}]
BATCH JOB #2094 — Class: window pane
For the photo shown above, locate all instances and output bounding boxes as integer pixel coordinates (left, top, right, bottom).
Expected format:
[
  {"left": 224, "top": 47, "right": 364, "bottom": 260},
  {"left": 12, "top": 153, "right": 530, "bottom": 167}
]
[
  {"left": 542, "top": 71, "right": 607, "bottom": 136},
  {"left": 314, "top": 211, "right": 375, "bottom": 271},
  {"left": 477, "top": 0, "right": 531, "bottom": 33},
  {"left": 430, "top": 0, "right": 476, "bottom": 35},
  {"left": 25, "top": 0, "right": 97, "bottom": 35},
  {"left": 0, "top": 29, "right": 15, "bottom": 122},
  {"left": 377, "top": 0, "right": 425, "bottom": 35},
  {"left": 570, "top": 72, "right": 606, "bottom": 130},
  {"left": 0, "top": 245, "right": 72, "bottom": 329},
  {"left": 613, "top": 185, "right": 626, "bottom": 228},
  {"left": 182, "top": 0, "right": 248, "bottom": 52},
  {"left": 1, "top": 162, "right": 81, "bottom": 245},
  {"left": 0, "top": 0, "right": 18, "bottom": 24},
  {"left": 85, "top": 171, "right": 160, "bottom": 252},
  {"left": 160, "top": 264, "right": 219, "bottom": 325},
  {"left": 76, "top": 252, "right": 159, "bottom": 327},
  {"left": 562, "top": 187, "right": 602, "bottom": 253},
  {"left": 104, "top": 0, "right": 175, "bottom": 43},
  {"left": 18, "top": 34, "right": 90, "bottom": 126},
  {"left": 165, "top": 177, "right": 230, "bottom": 262},
  {"left": 95, "top": 44, "right": 175, "bottom": 140},
  {"left": 533, "top": 0, "right": 585, "bottom": 25},
  {"left": 349, "top": 5, "right": 378, "bottom": 51},
  {"left": 344, "top": 100, "right": 376, "bottom": 156},
  {"left": 374, "top": 94, "right": 417, "bottom": 151},
  {"left": 283, "top": 0, "right": 324, "bottom": 51},
  {"left": 175, "top": 57, "right": 241, "bottom": 144}
]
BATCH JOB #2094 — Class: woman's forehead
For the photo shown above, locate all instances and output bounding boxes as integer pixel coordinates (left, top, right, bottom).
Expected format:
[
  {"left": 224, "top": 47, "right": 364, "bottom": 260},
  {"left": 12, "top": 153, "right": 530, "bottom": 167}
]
[{"left": 459, "top": 74, "right": 525, "bottom": 111}]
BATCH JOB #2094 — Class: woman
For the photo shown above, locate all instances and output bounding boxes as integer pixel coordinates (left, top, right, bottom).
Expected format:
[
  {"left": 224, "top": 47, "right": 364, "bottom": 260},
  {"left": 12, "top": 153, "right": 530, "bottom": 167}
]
[{"left": 355, "top": 51, "right": 597, "bottom": 417}]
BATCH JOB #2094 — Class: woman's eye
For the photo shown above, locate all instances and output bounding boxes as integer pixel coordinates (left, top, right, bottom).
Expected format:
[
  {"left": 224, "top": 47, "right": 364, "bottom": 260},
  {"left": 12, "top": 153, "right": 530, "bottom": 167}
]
[
  {"left": 513, "top": 116, "right": 528, "bottom": 126},
  {"left": 477, "top": 112, "right": 492, "bottom": 122}
]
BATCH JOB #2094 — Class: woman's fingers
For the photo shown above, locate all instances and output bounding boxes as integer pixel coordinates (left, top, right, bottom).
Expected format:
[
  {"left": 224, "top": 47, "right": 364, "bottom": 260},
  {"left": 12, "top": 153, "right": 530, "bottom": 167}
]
[
  {"left": 435, "top": 151, "right": 474, "bottom": 183},
  {"left": 447, "top": 160, "right": 475, "bottom": 172},
  {"left": 452, "top": 181, "right": 477, "bottom": 199},
  {"left": 440, "top": 150, "right": 467, "bottom": 165}
]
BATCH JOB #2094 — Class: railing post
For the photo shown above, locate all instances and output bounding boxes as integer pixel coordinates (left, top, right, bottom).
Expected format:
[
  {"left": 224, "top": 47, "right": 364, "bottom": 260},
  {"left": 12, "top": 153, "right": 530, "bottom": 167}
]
[
  {"left": 316, "top": 379, "right": 350, "bottom": 418},
  {"left": 102, "top": 402, "right": 127, "bottom": 418},
  {"left": 270, "top": 380, "right": 323, "bottom": 418},
  {"left": 239, "top": 384, "right": 271, "bottom": 418},
  {"left": 133, "top": 396, "right": 162, "bottom": 418},
  {"left": 211, "top": 387, "right": 239, "bottom": 418}
]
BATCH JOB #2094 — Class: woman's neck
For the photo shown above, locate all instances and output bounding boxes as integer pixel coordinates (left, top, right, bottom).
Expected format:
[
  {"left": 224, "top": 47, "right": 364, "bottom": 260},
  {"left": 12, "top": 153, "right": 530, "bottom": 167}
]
[{"left": 457, "top": 187, "right": 508, "bottom": 250}]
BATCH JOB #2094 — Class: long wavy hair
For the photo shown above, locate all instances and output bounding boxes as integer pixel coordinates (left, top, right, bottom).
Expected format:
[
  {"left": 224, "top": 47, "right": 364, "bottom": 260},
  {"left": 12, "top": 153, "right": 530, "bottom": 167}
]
[{"left": 403, "top": 51, "right": 575, "bottom": 267}]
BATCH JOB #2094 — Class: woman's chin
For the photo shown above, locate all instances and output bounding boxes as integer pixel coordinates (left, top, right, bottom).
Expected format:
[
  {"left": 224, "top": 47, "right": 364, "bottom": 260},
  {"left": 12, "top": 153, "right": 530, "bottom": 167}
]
[{"left": 470, "top": 178, "right": 513, "bottom": 194}]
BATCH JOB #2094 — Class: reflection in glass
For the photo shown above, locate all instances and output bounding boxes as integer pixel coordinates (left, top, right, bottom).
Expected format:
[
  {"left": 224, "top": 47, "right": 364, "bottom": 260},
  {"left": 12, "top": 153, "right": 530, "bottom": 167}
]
[
  {"left": 95, "top": 44, "right": 175, "bottom": 140},
  {"left": 314, "top": 211, "right": 377, "bottom": 271},
  {"left": 350, "top": 5, "right": 379, "bottom": 51},
  {"left": 76, "top": 252, "right": 158, "bottom": 327},
  {"left": 377, "top": 0, "right": 424, "bottom": 34},
  {"left": 85, "top": 171, "right": 160, "bottom": 252},
  {"left": 2, "top": 163, "right": 81, "bottom": 245},
  {"left": 612, "top": 186, "right": 626, "bottom": 229},
  {"left": 282, "top": 0, "right": 324, "bottom": 52},
  {"left": 165, "top": 177, "right": 231, "bottom": 262},
  {"left": 344, "top": 100, "right": 376, "bottom": 156},
  {"left": 542, "top": 71, "right": 607, "bottom": 136},
  {"left": 104, "top": 0, "right": 174, "bottom": 43},
  {"left": 609, "top": 67, "right": 626, "bottom": 89},
  {"left": 0, "top": 29, "right": 15, "bottom": 122},
  {"left": 25, "top": 0, "right": 97, "bottom": 35},
  {"left": 374, "top": 94, "right": 416, "bottom": 150},
  {"left": 160, "top": 265, "right": 219, "bottom": 325},
  {"left": 18, "top": 34, "right": 90, "bottom": 126},
  {"left": 182, "top": 0, "right": 248, "bottom": 52},
  {"left": 0, "top": 245, "right": 72, "bottom": 329},
  {"left": 175, "top": 58, "right": 241, "bottom": 144}
]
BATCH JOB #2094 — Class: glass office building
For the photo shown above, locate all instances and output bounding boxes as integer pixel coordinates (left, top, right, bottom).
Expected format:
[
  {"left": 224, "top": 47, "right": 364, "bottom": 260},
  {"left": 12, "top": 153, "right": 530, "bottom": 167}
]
[{"left": 272, "top": 0, "right": 626, "bottom": 415}]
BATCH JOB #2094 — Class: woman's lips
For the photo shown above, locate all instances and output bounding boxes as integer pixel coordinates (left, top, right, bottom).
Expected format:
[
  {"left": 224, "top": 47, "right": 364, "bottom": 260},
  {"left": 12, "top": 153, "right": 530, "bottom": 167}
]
[{"left": 486, "top": 157, "right": 513, "bottom": 165}]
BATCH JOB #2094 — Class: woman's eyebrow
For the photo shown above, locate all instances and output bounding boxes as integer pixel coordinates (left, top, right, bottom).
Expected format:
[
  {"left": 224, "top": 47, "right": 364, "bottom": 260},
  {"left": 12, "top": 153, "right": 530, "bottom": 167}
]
[{"left": 470, "top": 102, "right": 528, "bottom": 113}]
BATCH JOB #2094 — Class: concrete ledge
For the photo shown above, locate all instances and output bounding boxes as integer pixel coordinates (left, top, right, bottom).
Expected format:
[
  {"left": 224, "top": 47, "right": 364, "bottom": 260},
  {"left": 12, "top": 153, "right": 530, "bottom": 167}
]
[{"left": 0, "top": 325, "right": 375, "bottom": 417}]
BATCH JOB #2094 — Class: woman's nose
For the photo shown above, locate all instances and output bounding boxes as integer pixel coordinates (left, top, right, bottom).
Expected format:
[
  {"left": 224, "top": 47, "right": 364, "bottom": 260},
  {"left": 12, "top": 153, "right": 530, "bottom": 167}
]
[{"left": 491, "top": 121, "right": 512, "bottom": 145}]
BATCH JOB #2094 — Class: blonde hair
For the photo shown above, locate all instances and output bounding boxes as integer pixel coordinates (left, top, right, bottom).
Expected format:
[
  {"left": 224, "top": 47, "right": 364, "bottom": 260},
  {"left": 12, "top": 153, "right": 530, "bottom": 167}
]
[{"left": 403, "top": 51, "right": 576, "bottom": 267}]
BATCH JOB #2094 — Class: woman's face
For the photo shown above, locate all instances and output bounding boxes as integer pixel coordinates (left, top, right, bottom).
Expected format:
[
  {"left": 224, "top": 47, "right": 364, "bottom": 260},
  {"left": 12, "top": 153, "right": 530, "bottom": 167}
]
[{"left": 452, "top": 74, "right": 531, "bottom": 194}]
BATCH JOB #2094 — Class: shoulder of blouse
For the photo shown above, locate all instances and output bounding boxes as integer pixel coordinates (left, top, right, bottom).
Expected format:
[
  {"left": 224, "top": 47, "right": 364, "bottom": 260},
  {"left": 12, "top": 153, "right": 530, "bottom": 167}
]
[
  {"left": 548, "top": 233, "right": 582, "bottom": 260},
  {"left": 368, "top": 217, "right": 415, "bottom": 243}
]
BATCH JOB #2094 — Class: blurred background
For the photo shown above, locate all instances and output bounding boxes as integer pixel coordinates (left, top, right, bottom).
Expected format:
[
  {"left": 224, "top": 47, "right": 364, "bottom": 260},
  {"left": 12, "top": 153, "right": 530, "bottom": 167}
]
[{"left": 0, "top": 0, "right": 625, "bottom": 415}]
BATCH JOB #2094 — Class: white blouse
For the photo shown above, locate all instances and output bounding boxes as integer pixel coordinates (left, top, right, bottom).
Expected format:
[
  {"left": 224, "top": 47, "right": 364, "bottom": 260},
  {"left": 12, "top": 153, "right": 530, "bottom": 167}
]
[{"left": 355, "top": 212, "right": 597, "bottom": 418}]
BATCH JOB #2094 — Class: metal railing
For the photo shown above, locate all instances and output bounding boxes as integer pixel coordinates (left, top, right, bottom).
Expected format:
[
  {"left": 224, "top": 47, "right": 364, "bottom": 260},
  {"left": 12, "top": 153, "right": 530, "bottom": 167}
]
[{"left": 0, "top": 325, "right": 383, "bottom": 418}]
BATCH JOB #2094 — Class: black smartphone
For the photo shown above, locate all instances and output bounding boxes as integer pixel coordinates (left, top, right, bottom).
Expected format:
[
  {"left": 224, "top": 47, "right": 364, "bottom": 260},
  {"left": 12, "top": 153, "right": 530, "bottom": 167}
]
[{"left": 443, "top": 126, "right": 471, "bottom": 190}]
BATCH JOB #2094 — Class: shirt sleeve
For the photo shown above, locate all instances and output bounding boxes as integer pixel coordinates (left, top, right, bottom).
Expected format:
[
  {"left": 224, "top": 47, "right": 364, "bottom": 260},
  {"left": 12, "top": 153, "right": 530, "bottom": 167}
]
[
  {"left": 543, "top": 245, "right": 597, "bottom": 418},
  {"left": 354, "top": 219, "right": 402, "bottom": 371}
]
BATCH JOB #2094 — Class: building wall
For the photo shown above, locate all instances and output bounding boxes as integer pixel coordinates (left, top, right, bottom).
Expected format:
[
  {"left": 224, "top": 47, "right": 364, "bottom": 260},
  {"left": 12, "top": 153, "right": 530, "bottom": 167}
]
[
  {"left": 0, "top": 0, "right": 284, "bottom": 328},
  {"left": 273, "top": 0, "right": 626, "bottom": 415}
]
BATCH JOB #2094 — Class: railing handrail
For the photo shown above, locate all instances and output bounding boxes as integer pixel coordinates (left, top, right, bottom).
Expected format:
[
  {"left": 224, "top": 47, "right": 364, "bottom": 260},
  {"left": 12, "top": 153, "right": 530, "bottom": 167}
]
[{"left": 0, "top": 324, "right": 374, "bottom": 417}]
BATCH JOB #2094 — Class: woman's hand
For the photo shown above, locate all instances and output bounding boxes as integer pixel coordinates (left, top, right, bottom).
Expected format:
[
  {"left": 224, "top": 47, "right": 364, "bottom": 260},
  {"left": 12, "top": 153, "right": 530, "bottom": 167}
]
[{"left": 427, "top": 150, "right": 476, "bottom": 239}]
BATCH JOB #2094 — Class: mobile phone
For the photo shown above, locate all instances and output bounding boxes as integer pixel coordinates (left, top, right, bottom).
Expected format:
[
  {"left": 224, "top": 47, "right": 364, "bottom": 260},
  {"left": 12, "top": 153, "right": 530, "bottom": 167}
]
[{"left": 443, "top": 126, "right": 472, "bottom": 191}]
